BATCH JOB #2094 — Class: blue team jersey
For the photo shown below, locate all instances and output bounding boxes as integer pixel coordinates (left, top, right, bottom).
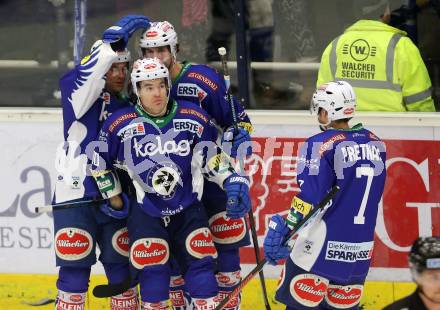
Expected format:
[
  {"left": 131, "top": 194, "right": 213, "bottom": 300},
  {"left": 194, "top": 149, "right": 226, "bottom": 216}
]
[
  {"left": 290, "top": 124, "right": 387, "bottom": 283},
  {"left": 170, "top": 62, "right": 253, "bottom": 200},
  {"left": 94, "top": 100, "right": 232, "bottom": 218},
  {"left": 170, "top": 62, "right": 252, "bottom": 131},
  {"left": 54, "top": 43, "right": 130, "bottom": 203}
]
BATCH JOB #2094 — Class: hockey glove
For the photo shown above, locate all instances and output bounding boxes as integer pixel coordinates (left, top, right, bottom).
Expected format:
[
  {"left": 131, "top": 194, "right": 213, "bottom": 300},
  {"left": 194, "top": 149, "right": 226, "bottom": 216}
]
[
  {"left": 222, "top": 126, "right": 252, "bottom": 159},
  {"left": 100, "top": 193, "right": 130, "bottom": 219},
  {"left": 223, "top": 174, "right": 251, "bottom": 219},
  {"left": 102, "top": 15, "right": 150, "bottom": 46},
  {"left": 263, "top": 215, "right": 291, "bottom": 265}
]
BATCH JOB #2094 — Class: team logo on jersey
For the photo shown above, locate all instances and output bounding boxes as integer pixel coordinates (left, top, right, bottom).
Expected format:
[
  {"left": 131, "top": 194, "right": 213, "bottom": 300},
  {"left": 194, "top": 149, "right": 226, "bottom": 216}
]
[
  {"left": 71, "top": 176, "right": 81, "bottom": 189},
  {"left": 55, "top": 228, "right": 93, "bottom": 261},
  {"left": 147, "top": 163, "right": 181, "bottom": 199},
  {"left": 117, "top": 122, "right": 146, "bottom": 141},
  {"left": 133, "top": 136, "right": 191, "bottom": 157},
  {"left": 290, "top": 274, "right": 329, "bottom": 307},
  {"left": 325, "top": 241, "right": 374, "bottom": 263},
  {"left": 173, "top": 119, "right": 204, "bottom": 137},
  {"left": 130, "top": 238, "right": 169, "bottom": 269},
  {"left": 186, "top": 228, "right": 218, "bottom": 259},
  {"left": 325, "top": 284, "right": 363, "bottom": 309},
  {"left": 208, "top": 212, "right": 246, "bottom": 244},
  {"left": 176, "top": 83, "right": 208, "bottom": 102},
  {"left": 111, "top": 227, "right": 129, "bottom": 257}
]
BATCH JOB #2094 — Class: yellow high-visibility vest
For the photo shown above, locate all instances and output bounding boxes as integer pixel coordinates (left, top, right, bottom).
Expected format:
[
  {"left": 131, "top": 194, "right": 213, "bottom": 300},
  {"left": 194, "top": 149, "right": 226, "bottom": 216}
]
[{"left": 317, "top": 20, "right": 435, "bottom": 112}]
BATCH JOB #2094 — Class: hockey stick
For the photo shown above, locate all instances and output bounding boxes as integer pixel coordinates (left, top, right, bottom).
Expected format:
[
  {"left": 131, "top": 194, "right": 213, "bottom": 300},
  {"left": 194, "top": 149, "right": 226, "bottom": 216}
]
[
  {"left": 218, "top": 46, "right": 271, "bottom": 310},
  {"left": 34, "top": 198, "right": 104, "bottom": 214},
  {"left": 93, "top": 274, "right": 132, "bottom": 298},
  {"left": 215, "top": 185, "right": 340, "bottom": 310}
]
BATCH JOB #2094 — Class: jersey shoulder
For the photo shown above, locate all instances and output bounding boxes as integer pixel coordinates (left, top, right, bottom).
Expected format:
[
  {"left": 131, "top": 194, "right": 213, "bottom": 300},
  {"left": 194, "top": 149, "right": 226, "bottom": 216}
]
[
  {"left": 176, "top": 100, "right": 211, "bottom": 124},
  {"left": 306, "top": 130, "right": 348, "bottom": 157},
  {"left": 102, "top": 106, "right": 137, "bottom": 133},
  {"left": 182, "top": 63, "right": 224, "bottom": 92}
]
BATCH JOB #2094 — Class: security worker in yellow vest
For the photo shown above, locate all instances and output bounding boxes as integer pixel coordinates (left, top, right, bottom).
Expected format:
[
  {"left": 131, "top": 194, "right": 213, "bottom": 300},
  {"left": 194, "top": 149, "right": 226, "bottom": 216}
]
[{"left": 317, "top": 4, "right": 436, "bottom": 112}]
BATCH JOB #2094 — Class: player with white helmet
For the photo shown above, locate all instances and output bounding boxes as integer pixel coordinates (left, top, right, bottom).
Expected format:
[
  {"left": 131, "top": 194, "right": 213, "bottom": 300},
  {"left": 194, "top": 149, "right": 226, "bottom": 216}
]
[
  {"left": 139, "top": 21, "right": 179, "bottom": 61},
  {"left": 384, "top": 236, "right": 440, "bottom": 309},
  {"left": 264, "top": 81, "right": 387, "bottom": 309},
  {"left": 310, "top": 80, "right": 356, "bottom": 130},
  {"left": 91, "top": 56, "right": 251, "bottom": 309},
  {"left": 53, "top": 15, "right": 149, "bottom": 310},
  {"left": 139, "top": 20, "right": 253, "bottom": 310}
]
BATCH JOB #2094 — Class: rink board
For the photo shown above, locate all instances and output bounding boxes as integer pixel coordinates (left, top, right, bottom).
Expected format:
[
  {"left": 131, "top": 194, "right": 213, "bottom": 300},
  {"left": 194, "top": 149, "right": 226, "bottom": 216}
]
[{"left": 0, "top": 109, "right": 439, "bottom": 284}]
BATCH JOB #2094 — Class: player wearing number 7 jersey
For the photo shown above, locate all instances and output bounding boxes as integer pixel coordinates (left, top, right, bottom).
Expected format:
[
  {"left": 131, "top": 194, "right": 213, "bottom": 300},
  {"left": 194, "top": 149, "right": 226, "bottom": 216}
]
[{"left": 263, "top": 81, "right": 387, "bottom": 310}]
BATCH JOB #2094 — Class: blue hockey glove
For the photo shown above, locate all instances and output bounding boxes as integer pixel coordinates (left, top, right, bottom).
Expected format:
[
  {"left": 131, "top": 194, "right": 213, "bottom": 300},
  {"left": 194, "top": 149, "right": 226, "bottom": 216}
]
[
  {"left": 263, "top": 215, "right": 291, "bottom": 265},
  {"left": 100, "top": 193, "right": 130, "bottom": 219},
  {"left": 222, "top": 126, "right": 252, "bottom": 159},
  {"left": 102, "top": 15, "right": 150, "bottom": 46},
  {"left": 223, "top": 174, "right": 251, "bottom": 218}
]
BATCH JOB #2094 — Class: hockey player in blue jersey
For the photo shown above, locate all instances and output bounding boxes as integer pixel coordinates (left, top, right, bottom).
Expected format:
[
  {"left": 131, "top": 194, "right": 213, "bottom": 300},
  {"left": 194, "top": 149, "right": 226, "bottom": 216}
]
[
  {"left": 263, "top": 81, "right": 387, "bottom": 309},
  {"left": 91, "top": 57, "right": 251, "bottom": 309},
  {"left": 138, "top": 21, "right": 253, "bottom": 310},
  {"left": 53, "top": 15, "right": 149, "bottom": 310}
]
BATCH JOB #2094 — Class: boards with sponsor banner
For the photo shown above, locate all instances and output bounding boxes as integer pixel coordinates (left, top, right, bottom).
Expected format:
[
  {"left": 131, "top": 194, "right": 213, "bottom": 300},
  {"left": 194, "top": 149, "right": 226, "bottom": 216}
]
[{"left": 0, "top": 111, "right": 439, "bottom": 281}]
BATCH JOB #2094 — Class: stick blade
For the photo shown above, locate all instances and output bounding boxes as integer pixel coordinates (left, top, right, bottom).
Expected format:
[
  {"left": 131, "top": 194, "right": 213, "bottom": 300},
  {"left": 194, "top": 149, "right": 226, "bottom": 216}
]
[{"left": 92, "top": 277, "right": 131, "bottom": 298}]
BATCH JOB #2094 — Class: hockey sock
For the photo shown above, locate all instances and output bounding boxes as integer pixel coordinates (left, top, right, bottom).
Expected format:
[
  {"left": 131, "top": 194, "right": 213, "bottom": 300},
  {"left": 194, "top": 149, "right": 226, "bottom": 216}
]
[
  {"left": 141, "top": 300, "right": 169, "bottom": 310},
  {"left": 56, "top": 266, "right": 91, "bottom": 292},
  {"left": 191, "top": 296, "right": 219, "bottom": 310},
  {"left": 139, "top": 265, "right": 170, "bottom": 304},
  {"left": 185, "top": 257, "right": 218, "bottom": 299},
  {"left": 55, "top": 289, "right": 86, "bottom": 310},
  {"left": 216, "top": 249, "right": 241, "bottom": 310},
  {"left": 110, "top": 286, "right": 139, "bottom": 310},
  {"left": 170, "top": 275, "right": 191, "bottom": 310}
]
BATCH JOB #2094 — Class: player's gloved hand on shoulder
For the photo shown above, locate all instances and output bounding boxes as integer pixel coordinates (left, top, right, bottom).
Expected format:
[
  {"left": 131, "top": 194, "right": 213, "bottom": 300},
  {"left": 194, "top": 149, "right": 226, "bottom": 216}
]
[
  {"left": 100, "top": 193, "right": 130, "bottom": 219},
  {"left": 264, "top": 215, "right": 291, "bottom": 265},
  {"left": 222, "top": 126, "right": 252, "bottom": 159},
  {"left": 223, "top": 174, "right": 251, "bottom": 218},
  {"left": 102, "top": 15, "right": 150, "bottom": 46}
]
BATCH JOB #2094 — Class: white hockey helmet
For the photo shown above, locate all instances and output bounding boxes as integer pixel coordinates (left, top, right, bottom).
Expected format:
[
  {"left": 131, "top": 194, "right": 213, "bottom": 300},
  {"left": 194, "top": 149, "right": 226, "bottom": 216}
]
[
  {"left": 90, "top": 40, "right": 131, "bottom": 63},
  {"left": 310, "top": 81, "right": 356, "bottom": 124},
  {"left": 139, "top": 21, "right": 178, "bottom": 59},
  {"left": 130, "top": 57, "right": 171, "bottom": 98}
]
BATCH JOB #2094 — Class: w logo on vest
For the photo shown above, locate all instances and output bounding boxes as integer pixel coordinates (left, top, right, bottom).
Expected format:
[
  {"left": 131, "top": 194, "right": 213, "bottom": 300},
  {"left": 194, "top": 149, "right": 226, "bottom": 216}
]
[{"left": 342, "top": 39, "right": 376, "bottom": 61}]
